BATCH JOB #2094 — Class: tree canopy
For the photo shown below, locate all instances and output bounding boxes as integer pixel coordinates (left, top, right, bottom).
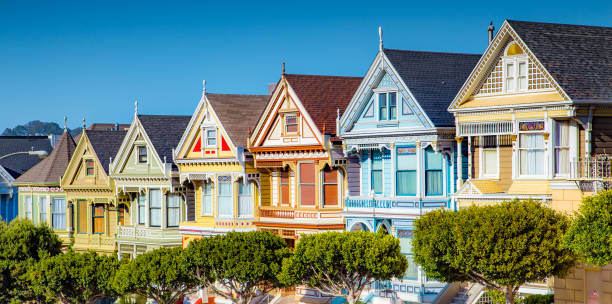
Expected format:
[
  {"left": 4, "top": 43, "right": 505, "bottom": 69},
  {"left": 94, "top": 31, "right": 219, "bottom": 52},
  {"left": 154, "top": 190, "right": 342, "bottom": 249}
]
[
  {"left": 564, "top": 190, "right": 612, "bottom": 266},
  {"left": 30, "top": 250, "right": 120, "bottom": 304},
  {"left": 413, "top": 200, "right": 576, "bottom": 304},
  {"left": 113, "top": 247, "right": 197, "bottom": 304},
  {"left": 279, "top": 231, "right": 407, "bottom": 304},
  {"left": 184, "top": 231, "right": 290, "bottom": 304}
]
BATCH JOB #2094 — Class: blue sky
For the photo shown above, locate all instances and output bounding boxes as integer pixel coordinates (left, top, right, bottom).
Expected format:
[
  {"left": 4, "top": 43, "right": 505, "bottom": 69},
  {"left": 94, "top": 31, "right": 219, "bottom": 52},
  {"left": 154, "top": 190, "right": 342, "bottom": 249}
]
[{"left": 1, "top": 0, "right": 611, "bottom": 131}]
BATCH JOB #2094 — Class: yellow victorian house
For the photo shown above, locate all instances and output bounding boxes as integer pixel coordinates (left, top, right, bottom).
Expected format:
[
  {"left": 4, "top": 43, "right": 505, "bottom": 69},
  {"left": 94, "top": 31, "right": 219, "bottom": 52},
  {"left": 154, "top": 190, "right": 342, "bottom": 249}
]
[
  {"left": 449, "top": 20, "right": 612, "bottom": 304},
  {"left": 174, "top": 84, "right": 269, "bottom": 246},
  {"left": 60, "top": 123, "right": 127, "bottom": 254}
]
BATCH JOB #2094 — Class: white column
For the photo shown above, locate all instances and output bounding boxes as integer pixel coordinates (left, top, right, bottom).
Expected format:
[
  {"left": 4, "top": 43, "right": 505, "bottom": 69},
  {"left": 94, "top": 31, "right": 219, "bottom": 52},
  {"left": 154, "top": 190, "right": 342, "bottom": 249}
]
[
  {"left": 456, "top": 137, "right": 463, "bottom": 186},
  {"left": 467, "top": 136, "right": 472, "bottom": 179}
]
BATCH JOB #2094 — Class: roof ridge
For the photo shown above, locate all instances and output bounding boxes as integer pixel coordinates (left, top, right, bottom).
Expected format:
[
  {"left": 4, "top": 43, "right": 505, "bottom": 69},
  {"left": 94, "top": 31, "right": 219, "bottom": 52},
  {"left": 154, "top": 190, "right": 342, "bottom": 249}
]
[
  {"left": 507, "top": 19, "right": 612, "bottom": 30},
  {"left": 206, "top": 93, "right": 269, "bottom": 97},
  {"left": 284, "top": 73, "right": 363, "bottom": 79},
  {"left": 384, "top": 48, "right": 482, "bottom": 56}
]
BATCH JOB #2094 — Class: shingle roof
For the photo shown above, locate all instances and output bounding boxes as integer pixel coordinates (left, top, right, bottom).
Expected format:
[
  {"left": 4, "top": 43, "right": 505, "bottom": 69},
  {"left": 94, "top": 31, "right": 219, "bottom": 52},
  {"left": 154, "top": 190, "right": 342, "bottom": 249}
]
[
  {"left": 507, "top": 20, "right": 612, "bottom": 101},
  {"left": 0, "top": 136, "right": 53, "bottom": 178},
  {"left": 384, "top": 49, "right": 481, "bottom": 127},
  {"left": 284, "top": 74, "right": 362, "bottom": 136},
  {"left": 206, "top": 94, "right": 270, "bottom": 147},
  {"left": 15, "top": 131, "right": 76, "bottom": 184},
  {"left": 137, "top": 115, "right": 191, "bottom": 165},
  {"left": 86, "top": 130, "right": 127, "bottom": 174}
]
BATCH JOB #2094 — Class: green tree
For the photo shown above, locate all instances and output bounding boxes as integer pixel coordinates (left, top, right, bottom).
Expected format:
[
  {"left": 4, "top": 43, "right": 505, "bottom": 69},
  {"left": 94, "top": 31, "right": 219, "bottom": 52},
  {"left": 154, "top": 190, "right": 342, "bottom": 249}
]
[
  {"left": 30, "top": 250, "right": 120, "bottom": 304},
  {"left": 279, "top": 231, "right": 408, "bottom": 304},
  {"left": 113, "top": 247, "right": 197, "bottom": 304},
  {"left": 564, "top": 190, "right": 612, "bottom": 266},
  {"left": 413, "top": 200, "right": 576, "bottom": 304},
  {"left": 0, "top": 219, "right": 63, "bottom": 303},
  {"left": 184, "top": 231, "right": 290, "bottom": 304}
]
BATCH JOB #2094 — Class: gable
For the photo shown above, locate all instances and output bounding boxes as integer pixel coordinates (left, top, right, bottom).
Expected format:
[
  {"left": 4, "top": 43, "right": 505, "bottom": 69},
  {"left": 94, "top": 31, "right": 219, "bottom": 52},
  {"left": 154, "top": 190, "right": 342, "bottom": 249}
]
[
  {"left": 61, "top": 133, "right": 110, "bottom": 188},
  {"left": 111, "top": 120, "right": 165, "bottom": 177}
]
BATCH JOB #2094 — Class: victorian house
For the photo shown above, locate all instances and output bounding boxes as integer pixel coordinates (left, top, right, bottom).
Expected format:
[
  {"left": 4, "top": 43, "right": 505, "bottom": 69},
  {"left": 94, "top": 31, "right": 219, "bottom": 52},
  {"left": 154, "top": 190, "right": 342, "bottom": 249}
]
[
  {"left": 448, "top": 20, "right": 612, "bottom": 303},
  {"left": 174, "top": 86, "right": 269, "bottom": 247},
  {"left": 338, "top": 39, "right": 480, "bottom": 303},
  {"left": 60, "top": 124, "right": 127, "bottom": 254},
  {"left": 110, "top": 111, "right": 191, "bottom": 259}
]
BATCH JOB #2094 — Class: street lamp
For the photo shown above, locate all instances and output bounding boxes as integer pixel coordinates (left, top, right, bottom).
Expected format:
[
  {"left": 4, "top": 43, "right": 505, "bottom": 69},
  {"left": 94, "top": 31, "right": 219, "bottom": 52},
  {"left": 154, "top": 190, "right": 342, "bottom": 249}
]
[{"left": 0, "top": 150, "right": 48, "bottom": 160}]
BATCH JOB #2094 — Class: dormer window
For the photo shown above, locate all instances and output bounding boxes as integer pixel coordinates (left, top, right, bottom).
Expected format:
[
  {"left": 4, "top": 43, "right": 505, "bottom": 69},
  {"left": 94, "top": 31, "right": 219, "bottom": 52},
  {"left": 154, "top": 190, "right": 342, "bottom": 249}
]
[
  {"left": 85, "top": 160, "right": 94, "bottom": 176},
  {"left": 285, "top": 114, "right": 298, "bottom": 134},
  {"left": 205, "top": 128, "right": 217, "bottom": 148},
  {"left": 378, "top": 92, "right": 397, "bottom": 120},
  {"left": 503, "top": 42, "right": 528, "bottom": 93},
  {"left": 137, "top": 146, "right": 147, "bottom": 163}
]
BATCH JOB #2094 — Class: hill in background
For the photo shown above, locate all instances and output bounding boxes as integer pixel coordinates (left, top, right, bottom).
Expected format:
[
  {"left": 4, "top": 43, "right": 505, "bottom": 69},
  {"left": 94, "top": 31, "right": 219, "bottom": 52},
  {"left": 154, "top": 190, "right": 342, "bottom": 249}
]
[{"left": 2, "top": 120, "right": 82, "bottom": 137}]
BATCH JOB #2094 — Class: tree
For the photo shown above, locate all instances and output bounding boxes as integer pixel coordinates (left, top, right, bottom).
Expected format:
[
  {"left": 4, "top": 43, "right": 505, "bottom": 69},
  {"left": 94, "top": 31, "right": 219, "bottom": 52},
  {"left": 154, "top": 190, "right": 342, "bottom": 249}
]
[
  {"left": 279, "top": 231, "right": 408, "bottom": 304},
  {"left": 30, "top": 250, "right": 120, "bottom": 304},
  {"left": 413, "top": 200, "right": 576, "bottom": 304},
  {"left": 113, "top": 247, "right": 197, "bottom": 304},
  {"left": 0, "top": 219, "right": 63, "bottom": 303},
  {"left": 564, "top": 190, "right": 612, "bottom": 267},
  {"left": 184, "top": 231, "right": 290, "bottom": 304}
]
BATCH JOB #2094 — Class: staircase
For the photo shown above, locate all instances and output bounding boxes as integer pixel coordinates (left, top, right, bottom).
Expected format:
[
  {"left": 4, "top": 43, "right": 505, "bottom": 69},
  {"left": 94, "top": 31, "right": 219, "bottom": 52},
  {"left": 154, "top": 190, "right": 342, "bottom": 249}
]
[{"left": 449, "top": 287, "right": 469, "bottom": 304}]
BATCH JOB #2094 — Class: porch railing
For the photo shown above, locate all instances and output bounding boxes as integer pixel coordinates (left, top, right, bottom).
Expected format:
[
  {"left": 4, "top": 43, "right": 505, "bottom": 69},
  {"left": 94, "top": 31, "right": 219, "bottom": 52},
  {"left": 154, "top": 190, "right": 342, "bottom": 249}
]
[{"left": 571, "top": 155, "right": 612, "bottom": 180}]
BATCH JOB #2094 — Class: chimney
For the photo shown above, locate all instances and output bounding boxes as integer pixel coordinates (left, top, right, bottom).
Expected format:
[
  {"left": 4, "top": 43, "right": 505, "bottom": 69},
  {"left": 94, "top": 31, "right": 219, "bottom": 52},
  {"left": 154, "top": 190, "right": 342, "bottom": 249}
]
[
  {"left": 268, "top": 83, "right": 277, "bottom": 95},
  {"left": 488, "top": 22, "right": 495, "bottom": 45}
]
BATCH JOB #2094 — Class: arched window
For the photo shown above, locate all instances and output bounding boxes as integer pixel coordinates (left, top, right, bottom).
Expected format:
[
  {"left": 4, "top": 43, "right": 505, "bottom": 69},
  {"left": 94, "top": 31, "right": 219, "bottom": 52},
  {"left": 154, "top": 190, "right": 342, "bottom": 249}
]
[{"left": 503, "top": 42, "right": 528, "bottom": 93}]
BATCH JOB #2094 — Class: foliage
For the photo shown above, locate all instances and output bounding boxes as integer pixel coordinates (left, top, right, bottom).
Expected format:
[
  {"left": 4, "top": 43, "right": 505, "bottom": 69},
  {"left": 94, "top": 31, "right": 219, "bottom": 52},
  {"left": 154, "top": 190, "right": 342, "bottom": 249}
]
[
  {"left": 0, "top": 219, "right": 63, "bottom": 303},
  {"left": 413, "top": 200, "right": 576, "bottom": 304},
  {"left": 564, "top": 190, "right": 612, "bottom": 266},
  {"left": 113, "top": 247, "right": 196, "bottom": 304},
  {"left": 484, "top": 290, "right": 511, "bottom": 304},
  {"left": 1, "top": 120, "right": 82, "bottom": 136},
  {"left": 279, "top": 231, "right": 407, "bottom": 304},
  {"left": 523, "top": 294, "right": 553, "bottom": 304},
  {"left": 30, "top": 250, "right": 120, "bottom": 304},
  {"left": 184, "top": 231, "right": 290, "bottom": 304}
]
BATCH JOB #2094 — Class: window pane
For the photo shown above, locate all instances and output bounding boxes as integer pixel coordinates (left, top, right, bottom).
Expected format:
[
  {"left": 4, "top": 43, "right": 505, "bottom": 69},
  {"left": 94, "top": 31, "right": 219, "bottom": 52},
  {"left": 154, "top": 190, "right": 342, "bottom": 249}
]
[
  {"left": 92, "top": 205, "right": 104, "bottom": 234},
  {"left": 138, "top": 194, "right": 146, "bottom": 224},
  {"left": 300, "top": 185, "right": 316, "bottom": 205},
  {"left": 238, "top": 181, "right": 252, "bottom": 217},
  {"left": 51, "top": 198, "right": 66, "bottom": 230},
  {"left": 167, "top": 195, "right": 180, "bottom": 227},
  {"left": 425, "top": 149, "right": 443, "bottom": 170},
  {"left": 205, "top": 183, "right": 213, "bottom": 215},
  {"left": 149, "top": 189, "right": 161, "bottom": 226},
  {"left": 371, "top": 150, "right": 383, "bottom": 170},
  {"left": 25, "top": 196, "right": 33, "bottom": 220},
  {"left": 483, "top": 149, "right": 498, "bottom": 175},
  {"left": 397, "top": 171, "right": 416, "bottom": 195},
  {"left": 207, "top": 129, "right": 217, "bottom": 146},
  {"left": 78, "top": 200, "right": 88, "bottom": 233},
  {"left": 299, "top": 163, "right": 315, "bottom": 183},
  {"left": 379, "top": 93, "right": 387, "bottom": 120},
  {"left": 426, "top": 170, "right": 443, "bottom": 195},
  {"left": 323, "top": 185, "right": 338, "bottom": 206},
  {"left": 323, "top": 168, "right": 337, "bottom": 183},
  {"left": 389, "top": 92, "right": 397, "bottom": 119},
  {"left": 401, "top": 97, "right": 411, "bottom": 115},
  {"left": 555, "top": 121, "right": 570, "bottom": 146},
  {"left": 404, "top": 255, "right": 419, "bottom": 280},
  {"left": 372, "top": 171, "right": 383, "bottom": 194},
  {"left": 397, "top": 150, "right": 417, "bottom": 170},
  {"left": 149, "top": 189, "right": 161, "bottom": 208},
  {"left": 556, "top": 149, "right": 569, "bottom": 174},
  {"left": 40, "top": 197, "right": 47, "bottom": 223},
  {"left": 218, "top": 177, "right": 233, "bottom": 216}
]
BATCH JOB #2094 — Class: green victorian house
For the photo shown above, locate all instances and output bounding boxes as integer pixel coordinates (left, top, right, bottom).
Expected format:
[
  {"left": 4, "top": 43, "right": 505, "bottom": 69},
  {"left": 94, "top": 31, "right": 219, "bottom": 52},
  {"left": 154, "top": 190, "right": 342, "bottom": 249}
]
[{"left": 110, "top": 110, "right": 192, "bottom": 259}]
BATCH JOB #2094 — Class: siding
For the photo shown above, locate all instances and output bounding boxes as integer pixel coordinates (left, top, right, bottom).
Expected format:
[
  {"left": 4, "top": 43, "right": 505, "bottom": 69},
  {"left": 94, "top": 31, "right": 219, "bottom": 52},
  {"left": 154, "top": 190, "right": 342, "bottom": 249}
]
[
  {"left": 347, "top": 154, "right": 360, "bottom": 196},
  {"left": 579, "top": 126, "right": 585, "bottom": 158},
  {"left": 592, "top": 117, "right": 612, "bottom": 154},
  {"left": 260, "top": 172, "right": 271, "bottom": 207},
  {"left": 185, "top": 186, "right": 196, "bottom": 222},
  {"left": 473, "top": 146, "right": 480, "bottom": 178},
  {"left": 498, "top": 146, "right": 513, "bottom": 191}
]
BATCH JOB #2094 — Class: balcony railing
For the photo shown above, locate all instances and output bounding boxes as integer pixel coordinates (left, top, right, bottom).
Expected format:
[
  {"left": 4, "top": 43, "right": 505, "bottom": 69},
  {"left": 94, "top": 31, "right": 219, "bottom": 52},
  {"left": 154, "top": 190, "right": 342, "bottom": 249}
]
[
  {"left": 258, "top": 206, "right": 342, "bottom": 220},
  {"left": 571, "top": 155, "right": 612, "bottom": 180},
  {"left": 116, "top": 226, "right": 151, "bottom": 238},
  {"left": 346, "top": 198, "right": 447, "bottom": 209}
]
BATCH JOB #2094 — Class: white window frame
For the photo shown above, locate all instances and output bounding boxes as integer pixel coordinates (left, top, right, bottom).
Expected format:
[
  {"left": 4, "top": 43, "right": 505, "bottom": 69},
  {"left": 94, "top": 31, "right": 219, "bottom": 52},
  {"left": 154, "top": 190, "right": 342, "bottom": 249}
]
[
  {"left": 517, "top": 121, "right": 547, "bottom": 179},
  {"left": 24, "top": 195, "right": 33, "bottom": 220},
  {"left": 148, "top": 188, "right": 162, "bottom": 227},
  {"left": 553, "top": 120, "right": 572, "bottom": 178},
  {"left": 502, "top": 54, "right": 528, "bottom": 94},
  {"left": 137, "top": 145, "right": 147, "bottom": 164},
  {"left": 284, "top": 113, "right": 299, "bottom": 135},
  {"left": 238, "top": 179, "right": 252, "bottom": 218},
  {"left": 39, "top": 196, "right": 47, "bottom": 224},
  {"left": 478, "top": 135, "right": 500, "bottom": 179},
  {"left": 203, "top": 127, "right": 217, "bottom": 148},
  {"left": 201, "top": 181, "right": 213, "bottom": 216},
  {"left": 373, "top": 88, "right": 399, "bottom": 121},
  {"left": 217, "top": 176, "right": 233, "bottom": 218}
]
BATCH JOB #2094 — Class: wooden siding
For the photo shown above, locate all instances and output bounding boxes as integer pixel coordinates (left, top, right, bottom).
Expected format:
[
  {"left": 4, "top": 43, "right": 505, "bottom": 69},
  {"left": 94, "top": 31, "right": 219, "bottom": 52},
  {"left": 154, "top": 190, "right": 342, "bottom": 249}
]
[
  {"left": 347, "top": 154, "right": 360, "bottom": 196},
  {"left": 185, "top": 186, "right": 195, "bottom": 222},
  {"left": 498, "top": 146, "right": 513, "bottom": 191},
  {"left": 260, "top": 172, "right": 271, "bottom": 207},
  {"left": 473, "top": 146, "right": 480, "bottom": 178},
  {"left": 592, "top": 117, "right": 612, "bottom": 155}
]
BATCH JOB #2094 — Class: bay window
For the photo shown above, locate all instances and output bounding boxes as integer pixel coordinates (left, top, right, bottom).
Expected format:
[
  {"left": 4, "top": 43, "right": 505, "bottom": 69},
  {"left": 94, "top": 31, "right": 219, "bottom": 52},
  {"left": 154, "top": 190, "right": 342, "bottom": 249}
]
[
  {"left": 280, "top": 168, "right": 290, "bottom": 206},
  {"left": 519, "top": 133, "right": 545, "bottom": 176},
  {"left": 396, "top": 147, "right": 416, "bottom": 196},
  {"left": 218, "top": 176, "right": 233, "bottom": 217},
  {"left": 149, "top": 189, "right": 161, "bottom": 227},
  {"left": 371, "top": 150, "right": 383, "bottom": 194},
  {"left": 322, "top": 166, "right": 338, "bottom": 206},
  {"left": 92, "top": 204, "right": 104, "bottom": 234},
  {"left": 425, "top": 148, "right": 443, "bottom": 196},
  {"left": 201, "top": 182, "right": 213, "bottom": 216},
  {"left": 481, "top": 135, "right": 498, "bottom": 177},
  {"left": 238, "top": 180, "right": 252, "bottom": 217},
  {"left": 51, "top": 198, "right": 66, "bottom": 230},
  {"left": 299, "top": 163, "right": 316, "bottom": 206},
  {"left": 555, "top": 121, "right": 570, "bottom": 176}
]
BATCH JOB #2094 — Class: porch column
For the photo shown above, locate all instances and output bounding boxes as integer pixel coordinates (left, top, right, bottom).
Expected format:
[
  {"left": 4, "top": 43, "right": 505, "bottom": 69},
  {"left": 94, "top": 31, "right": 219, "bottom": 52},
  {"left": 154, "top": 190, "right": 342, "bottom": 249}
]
[
  {"left": 455, "top": 137, "right": 463, "bottom": 186},
  {"left": 467, "top": 136, "right": 472, "bottom": 179}
]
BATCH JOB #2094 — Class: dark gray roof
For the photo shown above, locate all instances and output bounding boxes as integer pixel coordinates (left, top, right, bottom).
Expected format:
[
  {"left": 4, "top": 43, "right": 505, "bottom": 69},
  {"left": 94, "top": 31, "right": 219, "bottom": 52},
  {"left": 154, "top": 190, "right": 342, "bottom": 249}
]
[
  {"left": 384, "top": 49, "right": 481, "bottom": 127},
  {"left": 0, "top": 136, "right": 52, "bottom": 178},
  {"left": 508, "top": 20, "right": 612, "bottom": 101},
  {"left": 15, "top": 131, "right": 76, "bottom": 184},
  {"left": 207, "top": 94, "right": 270, "bottom": 146},
  {"left": 137, "top": 115, "right": 191, "bottom": 165},
  {"left": 86, "top": 130, "right": 127, "bottom": 174}
]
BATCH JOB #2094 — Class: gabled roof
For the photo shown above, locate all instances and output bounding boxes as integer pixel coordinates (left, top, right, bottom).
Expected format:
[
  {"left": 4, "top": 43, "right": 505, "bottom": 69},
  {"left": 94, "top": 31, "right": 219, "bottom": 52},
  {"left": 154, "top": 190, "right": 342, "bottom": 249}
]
[
  {"left": 15, "top": 131, "right": 76, "bottom": 184},
  {"left": 137, "top": 115, "right": 191, "bottom": 164},
  {"left": 0, "top": 136, "right": 53, "bottom": 178},
  {"left": 284, "top": 74, "right": 362, "bottom": 135},
  {"left": 384, "top": 49, "right": 481, "bottom": 127},
  {"left": 86, "top": 130, "right": 127, "bottom": 174},
  {"left": 507, "top": 20, "right": 612, "bottom": 101},
  {"left": 207, "top": 94, "right": 270, "bottom": 146}
]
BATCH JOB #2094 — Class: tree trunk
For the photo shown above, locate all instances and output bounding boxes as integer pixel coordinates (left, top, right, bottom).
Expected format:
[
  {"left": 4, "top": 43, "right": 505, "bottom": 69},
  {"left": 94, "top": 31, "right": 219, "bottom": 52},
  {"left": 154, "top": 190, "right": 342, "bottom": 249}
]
[
  {"left": 504, "top": 286, "right": 515, "bottom": 304},
  {"left": 346, "top": 292, "right": 357, "bottom": 304}
]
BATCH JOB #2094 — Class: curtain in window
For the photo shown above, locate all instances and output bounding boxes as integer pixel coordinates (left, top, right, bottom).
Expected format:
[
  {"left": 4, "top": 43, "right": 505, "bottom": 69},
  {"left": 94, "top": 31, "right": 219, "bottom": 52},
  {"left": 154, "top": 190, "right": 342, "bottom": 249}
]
[
  {"left": 280, "top": 169, "right": 290, "bottom": 206},
  {"left": 202, "top": 183, "right": 213, "bottom": 216},
  {"left": 149, "top": 189, "right": 161, "bottom": 227},
  {"left": 555, "top": 121, "right": 570, "bottom": 175},
  {"left": 425, "top": 149, "right": 443, "bottom": 195},
  {"left": 299, "top": 163, "right": 316, "bottom": 206},
  {"left": 520, "top": 134, "right": 545, "bottom": 176},
  {"left": 371, "top": 150, "right": 383, "bottom": 194},
  {"left": 92, "top": 205, "right": 104, "bottom": 234},
  {"left": 51, "top": 198, "right": 66, "bottom": 230},
  {"left": 483, "top": 149, "right": 498, "bottom": 175},
  {"left": 77, "top": 200, "right": 88, "bottom": 233},
  {"left": 238, "top": 181, "right": 252, "bottom": 217},
  {"left": 39, "top": 197, "right": 47, "bottom": 223},
  {"left": 396, "top": 149, "right": 416, "bottom": 195},
  {"left": 24, "top": 196, "right": 33, "bottom": 220},
  {"left": 167, "top": 194, "right": 180, "bottom": 227},
  {"left": 323, "top": 167, "right": 338, "bottom": 206},
  {"left": 218, "top": 176, "right": 233, "bottom": 217}
]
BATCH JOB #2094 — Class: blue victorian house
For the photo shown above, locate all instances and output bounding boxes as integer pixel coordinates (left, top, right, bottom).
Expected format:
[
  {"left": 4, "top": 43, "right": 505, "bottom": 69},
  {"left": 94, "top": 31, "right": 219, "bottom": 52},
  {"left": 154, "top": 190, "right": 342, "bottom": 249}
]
[{"left": 337, "top": 35, "right": 479, "bottom": 303}]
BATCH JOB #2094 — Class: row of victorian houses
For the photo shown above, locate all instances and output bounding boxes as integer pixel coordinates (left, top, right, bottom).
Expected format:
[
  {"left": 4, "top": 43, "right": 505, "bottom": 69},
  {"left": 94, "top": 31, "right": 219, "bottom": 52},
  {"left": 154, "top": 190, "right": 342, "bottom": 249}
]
[{"left": 8, "top": 20, "right": 612, "bottom": 304}]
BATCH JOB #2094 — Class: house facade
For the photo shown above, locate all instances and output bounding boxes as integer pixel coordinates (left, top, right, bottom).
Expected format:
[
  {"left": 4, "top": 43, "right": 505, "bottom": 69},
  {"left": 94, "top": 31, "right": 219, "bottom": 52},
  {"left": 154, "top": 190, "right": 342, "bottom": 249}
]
[
  {"left": 338, "top": 45, "right": 480, "bottom": 303},
  {"left": 448, "top": 20, "right": 612, "bottom": 303},
  {"left": 174, "top": 88, "right": 269, "bottom": 247},
  {"left": 248, "top": 73, "right": 362, "bottom": 302},
  {"left": 60, "top": 127, "right": 126, "bottom": 254},
  {"left": 111, "top": 113, "right": 191, "bottom": 259}
]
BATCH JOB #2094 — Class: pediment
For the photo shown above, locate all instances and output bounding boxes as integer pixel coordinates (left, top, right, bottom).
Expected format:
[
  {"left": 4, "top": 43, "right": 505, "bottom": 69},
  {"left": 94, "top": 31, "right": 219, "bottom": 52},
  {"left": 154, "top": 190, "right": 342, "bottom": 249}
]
[{"left": 61, "top": 133, "right": 110, "bottom": 188}]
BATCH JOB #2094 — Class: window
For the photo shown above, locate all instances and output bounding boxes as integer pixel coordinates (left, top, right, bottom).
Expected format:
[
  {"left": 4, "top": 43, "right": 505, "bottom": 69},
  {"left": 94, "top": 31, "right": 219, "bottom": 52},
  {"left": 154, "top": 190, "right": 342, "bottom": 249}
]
[
  {"left": 519, "top": 133, "right": 545, "bottom": 176},
  {"left": 401, "top": 97, "right": 412, "bottom": 115},
  {"left": 378, "top": 93, "right": 387, "bottom": 120},
  {"left": 481, "top": 136, "right": 498, "bottom": 177},
  {"left": 85, "top": 160, "right": 94, "bottom": 176},
  {"left": 363, "top": 99, "right": 374, "bottom": 118},
  {"left": 504, "top": 44, "right": 528, "bottom": 93},
  {"left": 285, "top": 114, "right": 298, "bottom": 134},
  {"left": 51, "top": 198, "right": 66, "bottom": 230},
  {"left": 425, "top": 148, "right": 443, "bottom": 196},
  {"left": 218, "top": 176, "right": 233, "bottom": 217},
  {"left": 555, "top": 121, "right": 570, "bottom": 176},
  {"left": 118, "top": 204, "right": 128, "bottom": 226},
  {"left": 40, "top": 196, "right": 47, "bottom": 223},
  {"left": 397, "top": 230, "right": 418, "bottom": 280},
  {"left": 137, "top": 146, "right": 147, "bottom": 163},
  {"left": 371, "top": 150, "right": 383, "bottom": 194},
  {"left": 322, "top": 166, "right": 338, "bottom": 206},
  {"left": 167, "top": 194, "right": 181, "bottom": 227},
  {"left": 201, "top": 182, "right": 213, "bottom": 216},
  {"left": 397, "top": 147, "right": 417, "bottom": 196},
  {"left": 149, "top": 189, "right": 161, "bottom": 227},
  {"left": 378, "top": 92, "right": 397, "bottom": 120},
  {"left": 92, "top": 204, "right": 104, "bottom": 234},
  {"left": 138, "top": 193, "right": 145, "bottom": 225},
  {"left": 238, "top": 181, "right": 252, "bottom": 217},
  {"left": 299, "top": 163, "right": 316, "bottom": 206},
  {"left": 24, "top": 196, "right": 33, "bottom": 220},
  {"left": 77, "top": 200, "right": 87, "bottom": 233},
  {"left": 280, "top": 168, "right": 290, "bottom": 206},
  {"left": 205, "top": 129, "right": 217, "bottom": 147}
]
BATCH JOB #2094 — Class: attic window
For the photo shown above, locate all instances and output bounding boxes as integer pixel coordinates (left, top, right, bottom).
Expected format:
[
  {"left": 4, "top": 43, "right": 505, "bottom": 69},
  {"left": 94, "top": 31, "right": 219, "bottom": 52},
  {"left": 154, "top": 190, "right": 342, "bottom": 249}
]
[
  {"left": 137, "top": 146, "right": 147, "bottom": 163},
  {"left": 378, "top": 92, "right": 397, "bottom": 120},
  {"left": 505, "top": 42, "right": 524, "bottom": 56},
  {"left": 85, "top": 160, "right": 94, "bottom": 176},
  {"left": 503, "top": 42, "right": 528, "bottom": 93},
  {"left": 205, "top": 128, "right": 217, "bottom": 148},
  {"left": 285, "top": 114, "right": 298, "bottom": 134}
]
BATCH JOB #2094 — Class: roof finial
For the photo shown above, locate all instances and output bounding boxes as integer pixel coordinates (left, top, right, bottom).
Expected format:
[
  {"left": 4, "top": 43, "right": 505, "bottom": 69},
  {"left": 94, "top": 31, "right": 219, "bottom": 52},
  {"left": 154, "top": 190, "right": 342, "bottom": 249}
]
[
  {"left": 64, "top": 116, "right": 68, "bottom": 132},
  {"left": 134, "top": 100, "right": 139, "bottom": 116},
  {"left": 378, "top": 26, "right": 383, "bottom": 51},
  {"left": 82, "top": 117, "right": 86, "bottom": 130},
  {"left": 282, "top": 62, "right": 286, "bottom": 75},
  {"left": 202, "top": 80, "right": 206, "bottom": 95},
  {"left": 488, "top": 21, "right": 495, "bottom": 45}
]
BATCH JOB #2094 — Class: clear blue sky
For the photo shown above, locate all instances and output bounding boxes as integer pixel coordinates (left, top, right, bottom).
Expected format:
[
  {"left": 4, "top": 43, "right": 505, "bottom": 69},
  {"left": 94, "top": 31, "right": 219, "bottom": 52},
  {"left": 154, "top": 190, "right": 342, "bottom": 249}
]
[{"left": 1, "top": 0, "right": 611, "bottom": 131}]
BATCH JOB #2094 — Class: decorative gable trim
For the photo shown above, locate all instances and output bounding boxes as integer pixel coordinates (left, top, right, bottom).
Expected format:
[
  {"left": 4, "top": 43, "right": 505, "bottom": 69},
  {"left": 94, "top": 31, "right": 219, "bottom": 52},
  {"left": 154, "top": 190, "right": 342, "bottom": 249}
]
[
  {"left": 0, "top": 165, "right": 15, "bottom": 184},
  {"left": 449, "top": 21, "right": 570, "bottom": 111},
  {"left": 60, "top": 131, "right": 110, "bottom": 188}
]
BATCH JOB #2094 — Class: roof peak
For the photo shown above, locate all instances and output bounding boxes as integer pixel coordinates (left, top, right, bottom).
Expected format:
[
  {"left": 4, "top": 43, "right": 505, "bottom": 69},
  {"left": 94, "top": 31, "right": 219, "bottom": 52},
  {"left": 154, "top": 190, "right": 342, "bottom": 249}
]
[
  {"left": 383, "top": 48, "right": 481, "bottom": 57},
  {"left": 506, "top": 19, "right": 612, "bottom": 30},
  {"left": 284, "top": 73, "right": 362, "bottom": 79}
]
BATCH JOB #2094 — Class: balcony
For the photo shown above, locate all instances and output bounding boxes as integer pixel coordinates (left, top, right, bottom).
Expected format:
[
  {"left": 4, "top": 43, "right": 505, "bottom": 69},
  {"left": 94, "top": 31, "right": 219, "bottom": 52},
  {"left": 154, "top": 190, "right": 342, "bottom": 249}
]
[
  {"left": 256, "top": 206, "right": 343, "bottom": 227},
  {"left": 115, "top": 225, "right": 181, "bottom": 243},
  {"left": 570, "top": 155, "right": 612, "bottom": 192},
  {"left": 345, "top": 197, "right": 448, "bottom": 217}
]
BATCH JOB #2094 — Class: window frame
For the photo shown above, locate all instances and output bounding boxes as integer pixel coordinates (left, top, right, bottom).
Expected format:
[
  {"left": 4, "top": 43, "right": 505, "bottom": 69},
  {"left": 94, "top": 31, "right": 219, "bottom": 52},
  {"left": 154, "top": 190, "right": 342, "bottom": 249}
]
[
  {"left": 502, "top": 52, "right": 528, "bottom": 94},
  {"left": 92, "top": 204, "right": 105, "bottom": 235},
  {"left": 24, "top": 195, "right": 33, "bottom": 220},
  {"left": 322, "top": 166, "right": 339, "bottom": 207},
  {"left": 201, "top": 182, "right": 213, "bottom": 216},
  {"left": 238, "top": 180, "right": 252, "bottom": 218},
  {"left": 118, "top": 203, "right": 128, "bottom": 226},
  {"left": 77, "top": 200, "right": 88, "bottom": 234},
  {"left": 166, "top": 194, "right": 181, "bottom": 228},
  {"left": 396, "top": 146, "right": 417, "bottom": 196},
  {"left": 554, "top": 120, "right": 571, "bottom": 177},
  {"left": 51, "top": 197, "right": 66, "bottom": 230},
  {"left": 137, "top": 146, "right": 147, "bottom": 164},
  {"left": 137, "top": 193, "right": 146, "bottom": 225},
  {"left": 479, "top": 135, "right": 500, "bottom": 179},
  {"left": 217, "top": 176, "right": 233, "bottom": 218},
  {"left": 85, "top": 159, "right": 95, "bottom": 176},
  {"left": 280, "top": 168, "right": 290, "bottom": 206},
  {"left": 424, "top": 148, "right": 444, "bottom": 196},
  {"left": 148, "top": 189, "right": 162, "bottom": 227},
  {"left": 284, "top": 113, "right": 299, "bottom": 135},
  {"left": 39, "top": 196, "right": 47, "bottom": 224},
  {"left": 370, "top": 150, "right": 383, "bottom": 195},
  {"left": 298, "top": 162, "right": 316, "bottom": 207},
  {"left": 517, "top": 122, "right": 547, "bottom": 179},
  {"left": 203, "top": 127, "right": 217, "bottom": 148}
]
